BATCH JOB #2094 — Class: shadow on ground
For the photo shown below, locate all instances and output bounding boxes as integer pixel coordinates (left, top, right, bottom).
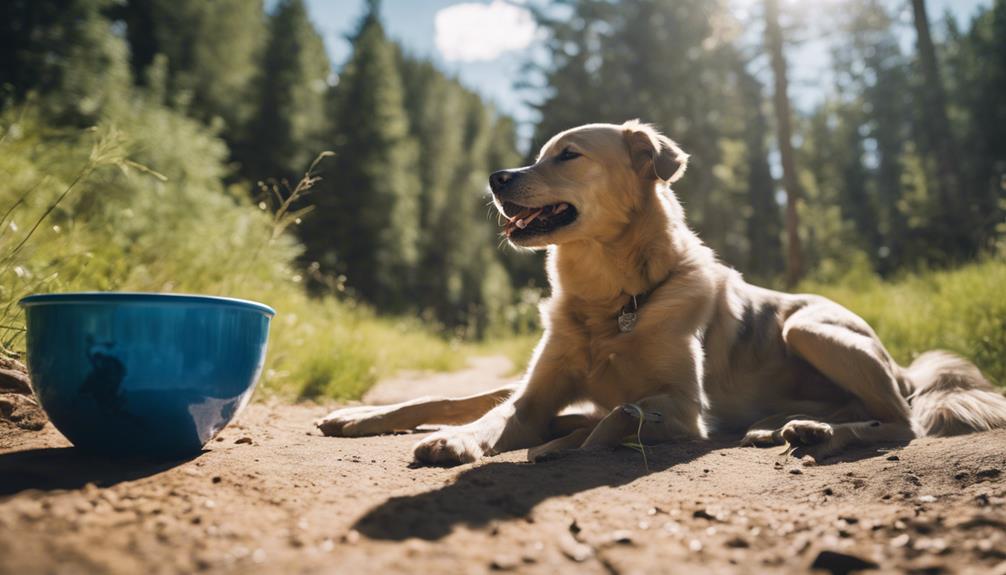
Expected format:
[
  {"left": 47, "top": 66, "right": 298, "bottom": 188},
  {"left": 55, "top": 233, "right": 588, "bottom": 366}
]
[
  {"left": 352, "top": 436, "right": 908, "bottom": 542},
  {"left": 0, "top": 447, "right": 199, "bottom": 496},
  {"left": 353, "top": 439, "right": 728, "bottom": 541}
]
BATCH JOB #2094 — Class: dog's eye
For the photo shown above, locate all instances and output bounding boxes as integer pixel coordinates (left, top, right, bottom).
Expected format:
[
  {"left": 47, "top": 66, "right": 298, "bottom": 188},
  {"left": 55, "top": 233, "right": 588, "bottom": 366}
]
[{"left": 557, "top": 148, "right": 581, "bottom": 162}]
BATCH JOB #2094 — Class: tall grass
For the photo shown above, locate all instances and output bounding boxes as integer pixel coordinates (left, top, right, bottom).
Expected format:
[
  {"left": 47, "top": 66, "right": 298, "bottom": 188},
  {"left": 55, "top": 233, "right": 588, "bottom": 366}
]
[{"left": 0, "top": 104, "right": 466, "bottom": 400}]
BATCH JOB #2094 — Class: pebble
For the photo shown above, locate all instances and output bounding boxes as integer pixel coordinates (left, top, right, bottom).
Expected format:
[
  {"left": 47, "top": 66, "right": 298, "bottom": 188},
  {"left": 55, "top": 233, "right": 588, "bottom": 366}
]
[
  {"left": 725, "top": 536, "right": 750, "bottom": 548},
  {"left": 558, "top": 533, "right": 593, "bottom": 562},
  {"left": 891, "top": 533, "right": 912, "bottom": 548},
  {"left": 235, "top": 437, "right": 253, "bottom": 445},
  {"left": 490, "top": 555, "right": 520, "bottom": 571},
  {"left": 610, "top": 530, "right": 634, "bottom": 544},
  {"left": 810, "top": 550, "right": 878, "bottom": 573}
]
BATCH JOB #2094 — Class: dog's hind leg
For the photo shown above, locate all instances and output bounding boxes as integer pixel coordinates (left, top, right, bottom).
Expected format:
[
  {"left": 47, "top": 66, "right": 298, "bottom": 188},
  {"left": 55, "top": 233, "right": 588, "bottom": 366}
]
[
  {"left": 781, "top": 303, "right": 916, "bottom": 458},
  {"left": 317, "top": 384, "right": 519, "bottom": 437}
]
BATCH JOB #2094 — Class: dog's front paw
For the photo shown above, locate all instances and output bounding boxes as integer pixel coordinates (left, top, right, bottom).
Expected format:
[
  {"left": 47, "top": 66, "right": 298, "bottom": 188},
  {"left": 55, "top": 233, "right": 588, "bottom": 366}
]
[
  {"left": 316, "top": 406, "right": 391, "bottom": 437},
  {"left": 413, "top": 429, "right": 484, "bottom": 466},
  {"left": 781, "top": 420, "right": 834, "bottom": 447}
]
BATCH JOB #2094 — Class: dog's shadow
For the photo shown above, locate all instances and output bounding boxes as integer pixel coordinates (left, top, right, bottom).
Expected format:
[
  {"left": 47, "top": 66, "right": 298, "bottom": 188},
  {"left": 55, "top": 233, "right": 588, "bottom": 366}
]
[
  {"left": 352, "top": 437, "right": 911, "bottom": 542},
  {"left": 0, "top": 447, "right": 199, "bottom": 496},
  {"left": 352, "top": 439, "right": 727, "bottom": 541}
]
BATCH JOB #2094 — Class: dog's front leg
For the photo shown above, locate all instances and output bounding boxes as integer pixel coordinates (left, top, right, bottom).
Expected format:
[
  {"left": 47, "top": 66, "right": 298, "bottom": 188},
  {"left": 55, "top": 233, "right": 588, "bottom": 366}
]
[
  {"left": 580, "top": 392, "right": 706, "bottom": 450},
  {"left": 413, "top": 334, "right": 581, "bottom": 466}
]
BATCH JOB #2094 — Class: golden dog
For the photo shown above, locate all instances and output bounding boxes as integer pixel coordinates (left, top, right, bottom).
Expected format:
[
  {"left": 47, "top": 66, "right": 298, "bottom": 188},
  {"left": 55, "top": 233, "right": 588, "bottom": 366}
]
[{"left": 318, "top": 121, "right": 1006, "bottom": 465}]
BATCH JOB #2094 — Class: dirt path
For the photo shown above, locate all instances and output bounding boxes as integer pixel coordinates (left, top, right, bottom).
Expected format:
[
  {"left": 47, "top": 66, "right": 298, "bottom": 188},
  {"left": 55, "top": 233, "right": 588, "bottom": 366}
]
[{"left": 1, "top": 357, "right": 1005, "bottom": 575}]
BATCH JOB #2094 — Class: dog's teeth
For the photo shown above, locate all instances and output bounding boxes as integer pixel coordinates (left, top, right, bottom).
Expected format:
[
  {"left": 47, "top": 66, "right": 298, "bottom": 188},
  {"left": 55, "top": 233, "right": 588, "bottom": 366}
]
[
  {"left": 555, "top": 203, "right": 568, "bottom": 213},
  {"left": 516, "top": 219, "right": 527, "bottom": 229},
  {"left": 522, "top": 209, "right": 543, "bottom": 226}
]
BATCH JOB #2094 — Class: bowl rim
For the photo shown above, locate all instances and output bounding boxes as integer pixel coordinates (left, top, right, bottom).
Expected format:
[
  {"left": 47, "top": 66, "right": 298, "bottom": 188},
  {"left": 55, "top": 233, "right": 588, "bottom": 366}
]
[{"left": 19, "top": 292, "right": 275, "bottom": 317}]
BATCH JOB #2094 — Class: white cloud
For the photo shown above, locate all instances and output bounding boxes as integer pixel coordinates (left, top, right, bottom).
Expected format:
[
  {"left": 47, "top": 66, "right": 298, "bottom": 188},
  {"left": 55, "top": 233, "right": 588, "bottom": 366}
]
[{"left": 435, "top": 0, "right": 536, "bottom": 62}]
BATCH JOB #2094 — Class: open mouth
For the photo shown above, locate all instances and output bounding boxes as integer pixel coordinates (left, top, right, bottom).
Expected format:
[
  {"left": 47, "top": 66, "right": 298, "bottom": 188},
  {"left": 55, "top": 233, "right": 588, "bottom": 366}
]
[{"left": 500, "top": 200, "right": 578, "bottom": 239}]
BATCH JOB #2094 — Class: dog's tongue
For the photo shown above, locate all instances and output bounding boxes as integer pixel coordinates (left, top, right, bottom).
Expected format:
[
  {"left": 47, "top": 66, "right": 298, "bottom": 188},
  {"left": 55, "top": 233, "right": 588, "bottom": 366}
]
[{"left": 502, "top": 203, "right": 570, "bottom": 237}]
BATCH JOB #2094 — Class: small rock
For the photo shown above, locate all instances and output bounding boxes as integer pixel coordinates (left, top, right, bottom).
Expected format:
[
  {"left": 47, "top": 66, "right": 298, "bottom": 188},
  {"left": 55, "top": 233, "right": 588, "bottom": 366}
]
[
  {"left": 490, "top": 555, "right": 520, "bottom": 571},
  {"left": 976, "top": 468, "right": 1002, "bottom": 481},
  {"left": 725, "top": 536, "right": 750, "bottom": 548},
  {"left": 0, "top": 369, "right": 32, "bottom": 394},
  {"left": 610, "top": 530, "right": 633, "bottom": 544},
  {"left": 211, "top": 476, "right": 222, "bottom": 484},
  {"left": 693, "top": 509, "right": 716, "bottom": 521},
  {"left": 341, "top": 530, "right": 360, "bottom": 545},
  {"left": 839, "top": 516, "right": 860, "bottom": 525},
  {"left": 810, "top": 550, "right": 879, "bottom": 574},
  {"left": 891, "top": 534, "right": 912, "bottom": 548},
  {"left": 235, "top": 437, "right": 253, "bottom": 445},
  {"left": 558, "top": 533, "right": 592, "bottom": 562},
  {"left": 886, "top": 454, "right": 900, "bottom": 461},
  {"left": 917, "top": 495, "right": 936, "bottom": 503},
  {"left": 915, "top": 537, "right": 949, "bottom": 554},
  {"left": 789, "top": 468, "right": 803, "bottom": 475}
]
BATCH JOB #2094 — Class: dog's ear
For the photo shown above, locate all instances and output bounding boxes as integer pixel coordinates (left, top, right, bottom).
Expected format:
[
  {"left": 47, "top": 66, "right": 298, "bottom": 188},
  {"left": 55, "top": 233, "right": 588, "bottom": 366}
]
[{"left": 623, "top": 122, "right": 688, "bottom": 183}]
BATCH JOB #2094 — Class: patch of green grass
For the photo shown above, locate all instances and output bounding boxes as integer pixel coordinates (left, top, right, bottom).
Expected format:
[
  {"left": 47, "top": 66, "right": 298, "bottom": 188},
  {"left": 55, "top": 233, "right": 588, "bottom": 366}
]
[{"left": 800, "top": 259, "right": 1006, "bottom": 385}]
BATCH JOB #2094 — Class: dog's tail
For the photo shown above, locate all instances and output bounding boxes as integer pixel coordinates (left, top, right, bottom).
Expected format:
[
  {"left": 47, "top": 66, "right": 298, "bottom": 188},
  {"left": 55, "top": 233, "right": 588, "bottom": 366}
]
[{"left": 903, "top": 350, "right": 1006, "bottom": 436}]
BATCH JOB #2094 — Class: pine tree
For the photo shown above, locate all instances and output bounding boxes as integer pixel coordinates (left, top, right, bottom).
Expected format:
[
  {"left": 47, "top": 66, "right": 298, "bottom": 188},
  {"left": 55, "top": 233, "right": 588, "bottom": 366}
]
[
  {"left": 241, "top": 0, "right": 330, "bottom": 183},
  {"left": 116, "top": 0, "right": 265, "bottom": 133},
  {"left": 945, "top": 0, "right": 1006, "bottom": 252},
  {"left": 303, "top": 0, "right": 419, "bottom": 310},
  {"left": 737, "top": 64, "right": 783, "bottom": 279},
  {"left": 910, "top": 0, "right": 971, "bottom": 255},
  {"left": 764, "top": 0, "right": 805, "bottom": 286},
  {"left": 0, "top": 0, "right": 131, "bottom": 122}
]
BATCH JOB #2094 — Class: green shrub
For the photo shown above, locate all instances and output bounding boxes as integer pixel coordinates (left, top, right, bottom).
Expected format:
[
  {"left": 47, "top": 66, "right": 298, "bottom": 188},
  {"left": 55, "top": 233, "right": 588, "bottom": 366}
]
[{"left": 0, "top": 102, "right": 464, "bottom": 400}]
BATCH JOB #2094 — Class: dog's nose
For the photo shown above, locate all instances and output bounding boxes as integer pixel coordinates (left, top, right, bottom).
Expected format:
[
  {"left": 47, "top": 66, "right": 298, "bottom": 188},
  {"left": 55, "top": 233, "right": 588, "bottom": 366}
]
[{"left": 489, "top": 170, "right": 514, "bottom": 193}]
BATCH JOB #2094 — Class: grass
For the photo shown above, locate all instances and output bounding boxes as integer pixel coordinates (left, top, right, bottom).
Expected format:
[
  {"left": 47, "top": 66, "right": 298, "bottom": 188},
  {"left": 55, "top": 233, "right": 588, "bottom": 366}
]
[{"left": 0, "top": 106, "right": 469, "bottom": 401}]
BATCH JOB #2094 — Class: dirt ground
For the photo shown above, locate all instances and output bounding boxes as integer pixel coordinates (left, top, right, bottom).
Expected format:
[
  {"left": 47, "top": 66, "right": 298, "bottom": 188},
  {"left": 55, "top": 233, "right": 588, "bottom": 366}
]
[{"left": 1, "top": 357, "right": 1005, "bottom": 575}]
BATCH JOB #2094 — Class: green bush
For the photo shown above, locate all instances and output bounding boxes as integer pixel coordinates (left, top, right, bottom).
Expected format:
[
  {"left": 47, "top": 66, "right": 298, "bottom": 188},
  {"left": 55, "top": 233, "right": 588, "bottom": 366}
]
[{"left": 0, "top": 102, "right": 464, "bottom": 400}]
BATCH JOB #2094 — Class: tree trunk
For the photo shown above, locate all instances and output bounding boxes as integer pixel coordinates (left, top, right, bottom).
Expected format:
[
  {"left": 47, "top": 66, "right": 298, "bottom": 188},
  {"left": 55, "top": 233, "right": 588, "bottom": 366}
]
[
  {"left": 909, "top": 0, "right": 969, "bottom": 250},
  {"left": 764, "top": 0, "right": 803, "bottom": 287}
]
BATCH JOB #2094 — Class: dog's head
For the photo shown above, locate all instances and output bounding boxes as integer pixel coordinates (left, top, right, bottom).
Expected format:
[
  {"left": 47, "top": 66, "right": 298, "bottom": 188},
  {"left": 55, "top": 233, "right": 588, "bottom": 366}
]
[{"left": 488, "top": 120, "right": 688, "bottom": 248}]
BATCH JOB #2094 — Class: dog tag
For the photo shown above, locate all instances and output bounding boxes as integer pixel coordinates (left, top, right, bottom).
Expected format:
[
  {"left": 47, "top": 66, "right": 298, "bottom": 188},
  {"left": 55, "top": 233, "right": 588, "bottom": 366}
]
[{"left": 617, "top": 310, "right": 638, "bottom": 333}]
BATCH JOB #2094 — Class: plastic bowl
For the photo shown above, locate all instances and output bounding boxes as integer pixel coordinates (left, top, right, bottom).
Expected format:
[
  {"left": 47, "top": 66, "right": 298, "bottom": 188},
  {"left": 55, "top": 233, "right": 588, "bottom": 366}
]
[{"left": 19, "top": 292, "right": 274, "bottom": 458}]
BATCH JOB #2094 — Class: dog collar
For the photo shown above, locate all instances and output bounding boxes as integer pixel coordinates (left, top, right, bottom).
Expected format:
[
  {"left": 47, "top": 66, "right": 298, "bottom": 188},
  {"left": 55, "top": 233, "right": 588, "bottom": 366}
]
[
  {"left": 617, "top": 296, "right": 641, "bottom": 333},
  {"left": 617, "top": 273, "right": 672, "bottom": 333},
  {"left": 618, "top": 291, "right": 655, "bottom": 333}
]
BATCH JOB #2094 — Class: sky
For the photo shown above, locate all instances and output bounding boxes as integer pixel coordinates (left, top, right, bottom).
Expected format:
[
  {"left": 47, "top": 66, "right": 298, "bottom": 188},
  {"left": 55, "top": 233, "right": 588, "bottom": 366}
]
[{"left": 298, "top": 0, "right": 991, "bottom": 148}]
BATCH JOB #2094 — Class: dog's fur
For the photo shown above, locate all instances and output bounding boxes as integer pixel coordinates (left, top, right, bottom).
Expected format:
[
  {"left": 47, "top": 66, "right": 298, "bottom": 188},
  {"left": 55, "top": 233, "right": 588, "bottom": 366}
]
[{"left": 318, "top": 121, "right": 1006, "bottom": 465}]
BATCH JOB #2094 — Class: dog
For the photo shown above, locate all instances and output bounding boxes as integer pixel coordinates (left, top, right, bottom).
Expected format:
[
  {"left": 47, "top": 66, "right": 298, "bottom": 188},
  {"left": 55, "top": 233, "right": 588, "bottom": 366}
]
[{"left": 318, "top": 120, "right": 1006, "bottom": 466}]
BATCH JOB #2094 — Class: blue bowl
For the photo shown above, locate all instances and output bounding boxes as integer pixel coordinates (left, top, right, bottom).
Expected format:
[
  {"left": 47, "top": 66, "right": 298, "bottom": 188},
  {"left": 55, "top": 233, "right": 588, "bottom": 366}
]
[{"left": 19, "top": 292, "right": 275, "bottom": 458}]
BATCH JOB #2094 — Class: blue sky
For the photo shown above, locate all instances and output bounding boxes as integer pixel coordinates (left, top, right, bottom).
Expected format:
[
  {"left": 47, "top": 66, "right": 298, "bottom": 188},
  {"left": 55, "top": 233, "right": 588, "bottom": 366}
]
[{"left": 297, "top": 0, "right": 990, "bottom": 147}]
